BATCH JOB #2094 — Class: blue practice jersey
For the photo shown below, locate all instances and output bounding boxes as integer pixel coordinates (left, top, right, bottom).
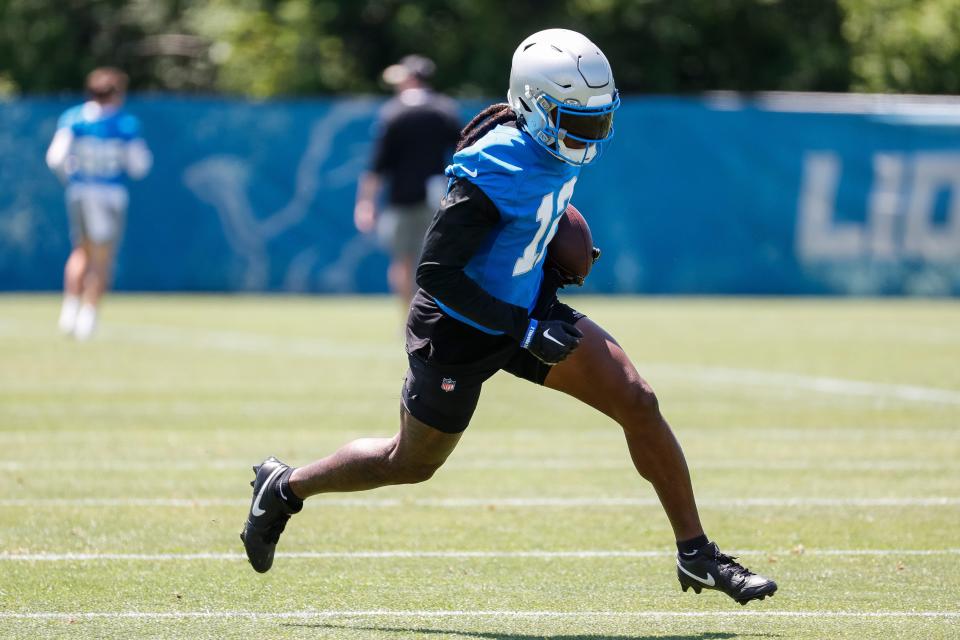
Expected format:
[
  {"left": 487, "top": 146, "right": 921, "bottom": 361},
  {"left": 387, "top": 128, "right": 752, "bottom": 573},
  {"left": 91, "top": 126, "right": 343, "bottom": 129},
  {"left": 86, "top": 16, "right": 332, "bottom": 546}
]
[
  {"left": 443, "top": 125, "right": 580, "bottom": 333},
  {"left": 57, "top": 104, "right": 143, "bottom": 185}
]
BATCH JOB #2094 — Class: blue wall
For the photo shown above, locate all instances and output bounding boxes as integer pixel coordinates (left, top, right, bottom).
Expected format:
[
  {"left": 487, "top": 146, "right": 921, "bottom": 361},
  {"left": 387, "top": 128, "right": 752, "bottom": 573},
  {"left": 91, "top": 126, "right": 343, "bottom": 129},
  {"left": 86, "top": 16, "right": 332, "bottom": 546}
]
[{"left": 2, "top": 95, "right": 959, "bottom": 295}]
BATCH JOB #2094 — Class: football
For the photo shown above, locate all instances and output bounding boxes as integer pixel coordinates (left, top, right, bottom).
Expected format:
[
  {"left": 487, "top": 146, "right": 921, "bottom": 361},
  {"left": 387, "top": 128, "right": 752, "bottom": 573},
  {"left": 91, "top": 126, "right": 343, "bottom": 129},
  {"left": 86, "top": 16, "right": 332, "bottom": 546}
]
[{"left": 546, "top": 203, "right": 596, "bottom": 286}]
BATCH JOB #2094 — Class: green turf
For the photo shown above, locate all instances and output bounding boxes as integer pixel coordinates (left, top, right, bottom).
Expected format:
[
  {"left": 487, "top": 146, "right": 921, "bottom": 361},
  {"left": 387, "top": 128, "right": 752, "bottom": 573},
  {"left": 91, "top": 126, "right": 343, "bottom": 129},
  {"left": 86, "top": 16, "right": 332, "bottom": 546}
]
[{"left": 1, "top": 294, "right": 958, "bottom": 639}]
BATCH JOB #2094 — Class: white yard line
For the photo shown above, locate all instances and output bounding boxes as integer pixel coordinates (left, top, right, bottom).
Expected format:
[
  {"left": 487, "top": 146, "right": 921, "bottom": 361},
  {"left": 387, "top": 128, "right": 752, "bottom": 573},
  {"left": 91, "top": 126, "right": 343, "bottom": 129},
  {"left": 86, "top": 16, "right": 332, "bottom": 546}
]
[
  {"left": 0, "top": 321, "right": 396, "bottom": 361},
  {"left": 1, "top": 496, "right": 958, "bottom": 508},
  {"left": 408, "top": 497, "right": 960, "bottom": 508},
  {"left": 647, "top": 364, "right": 960, "bottom": 406},
  {"left": 1, "top": 427, "right": 957, "bottom": 444},
  {"left": 1, "top": 548, "right": 958, "bottom": 562},
  {"left": 0, "top": 458, "right": 953, "bottom": 472},
  {"left": 0, "top": 610, "right": 957, "bottom": 620}
]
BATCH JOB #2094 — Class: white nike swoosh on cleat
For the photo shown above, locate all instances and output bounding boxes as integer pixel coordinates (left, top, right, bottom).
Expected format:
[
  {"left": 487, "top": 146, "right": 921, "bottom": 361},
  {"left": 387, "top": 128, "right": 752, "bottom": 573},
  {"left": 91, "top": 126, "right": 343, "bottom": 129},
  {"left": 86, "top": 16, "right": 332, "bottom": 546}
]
[
  {"left": 677, "top": 561, "right": 716, "bottom": 587},
  {"left": 542, "top": 329, "right": 564, "bottom": 346},
  {"left": 251, "top": 466, "right": 286, "bottom": 517}
]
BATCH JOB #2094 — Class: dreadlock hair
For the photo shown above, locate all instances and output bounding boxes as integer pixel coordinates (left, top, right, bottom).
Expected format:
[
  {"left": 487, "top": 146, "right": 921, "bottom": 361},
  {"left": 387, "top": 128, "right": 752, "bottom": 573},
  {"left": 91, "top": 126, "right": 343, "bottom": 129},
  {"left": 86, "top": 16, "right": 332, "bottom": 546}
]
[{"left": 456, "top": 102, "right": 519, "bottom": 152}]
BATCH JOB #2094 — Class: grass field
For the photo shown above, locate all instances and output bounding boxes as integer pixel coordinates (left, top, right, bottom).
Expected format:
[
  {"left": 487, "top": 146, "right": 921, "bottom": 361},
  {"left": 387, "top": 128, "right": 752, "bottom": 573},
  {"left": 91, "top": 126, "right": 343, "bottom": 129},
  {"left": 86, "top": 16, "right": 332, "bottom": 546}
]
[{"left": 1, "top": 294, "right": 958, "bottom": 639}]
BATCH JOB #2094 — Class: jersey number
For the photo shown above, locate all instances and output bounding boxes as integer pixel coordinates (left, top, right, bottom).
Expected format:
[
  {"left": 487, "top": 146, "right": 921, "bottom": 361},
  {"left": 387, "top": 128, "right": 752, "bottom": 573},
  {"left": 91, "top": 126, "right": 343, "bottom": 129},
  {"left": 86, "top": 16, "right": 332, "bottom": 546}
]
[
  {"left": 73, "top": 138, "right": 125, "bottom": 178},
  {"left": 512, "top": 177, "right": 577, "bottom": 276}
]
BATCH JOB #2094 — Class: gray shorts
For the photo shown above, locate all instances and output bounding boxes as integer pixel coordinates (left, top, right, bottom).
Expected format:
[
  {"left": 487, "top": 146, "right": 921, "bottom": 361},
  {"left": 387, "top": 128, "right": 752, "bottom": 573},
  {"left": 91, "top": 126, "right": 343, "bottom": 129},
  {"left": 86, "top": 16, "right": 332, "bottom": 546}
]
[
  {"left": 66, "top": 185, "right": 128, "bottom": 246},
  {"left": 376, "top": 202, "right": 435, "bottom": 260}
]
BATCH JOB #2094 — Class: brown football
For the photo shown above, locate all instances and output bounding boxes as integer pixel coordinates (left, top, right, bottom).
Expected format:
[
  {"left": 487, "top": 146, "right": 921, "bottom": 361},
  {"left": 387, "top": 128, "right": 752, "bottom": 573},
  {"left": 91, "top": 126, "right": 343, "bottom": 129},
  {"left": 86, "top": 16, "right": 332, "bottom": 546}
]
[{"left": 546, "top": 203, "right": 594, "bottom": 286}]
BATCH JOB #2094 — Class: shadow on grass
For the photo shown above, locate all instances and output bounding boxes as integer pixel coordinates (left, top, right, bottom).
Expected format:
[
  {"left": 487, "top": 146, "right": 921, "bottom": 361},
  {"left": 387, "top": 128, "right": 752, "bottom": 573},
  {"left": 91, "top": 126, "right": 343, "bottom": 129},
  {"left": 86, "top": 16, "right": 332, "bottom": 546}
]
[{"left": 282, "top": 623, "right": 779, "bottom": 639}]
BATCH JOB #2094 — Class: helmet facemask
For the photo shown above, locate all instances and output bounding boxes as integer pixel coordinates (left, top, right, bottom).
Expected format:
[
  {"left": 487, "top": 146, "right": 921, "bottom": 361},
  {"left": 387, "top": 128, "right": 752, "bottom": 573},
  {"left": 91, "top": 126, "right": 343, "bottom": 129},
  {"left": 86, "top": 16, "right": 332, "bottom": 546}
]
[{"left": 528, "top": 92, "right": 619, "bottom": 166}]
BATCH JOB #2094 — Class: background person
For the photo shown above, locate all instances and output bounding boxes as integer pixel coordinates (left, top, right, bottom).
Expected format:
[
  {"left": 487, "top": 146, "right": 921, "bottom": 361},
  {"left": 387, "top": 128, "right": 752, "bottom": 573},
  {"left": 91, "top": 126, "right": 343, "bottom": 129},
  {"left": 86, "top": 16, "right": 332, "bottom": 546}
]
[
  {"left": 353, "top": 54, "right": 461, "bottom": 311},
  {"left": 46, "top": 67, "right": 152, "bottom": 340}
]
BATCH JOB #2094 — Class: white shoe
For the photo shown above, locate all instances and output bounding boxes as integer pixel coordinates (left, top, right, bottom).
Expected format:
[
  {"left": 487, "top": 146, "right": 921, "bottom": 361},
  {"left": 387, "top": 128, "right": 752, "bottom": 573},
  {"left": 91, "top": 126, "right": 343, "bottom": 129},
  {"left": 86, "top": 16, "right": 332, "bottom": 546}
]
[
  {"left": 58, "top": 296, "right": 80, "bottom": 335},
  {"left": 73, "top": 304, "right": 98, "bottom": 341}
]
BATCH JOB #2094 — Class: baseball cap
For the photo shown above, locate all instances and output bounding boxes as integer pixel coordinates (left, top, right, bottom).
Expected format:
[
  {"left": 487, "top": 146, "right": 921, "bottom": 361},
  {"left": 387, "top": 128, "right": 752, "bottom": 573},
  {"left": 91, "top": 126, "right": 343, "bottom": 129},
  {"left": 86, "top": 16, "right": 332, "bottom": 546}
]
[{"left": 382, "top": 55, "right": 436, "bottom": 85}]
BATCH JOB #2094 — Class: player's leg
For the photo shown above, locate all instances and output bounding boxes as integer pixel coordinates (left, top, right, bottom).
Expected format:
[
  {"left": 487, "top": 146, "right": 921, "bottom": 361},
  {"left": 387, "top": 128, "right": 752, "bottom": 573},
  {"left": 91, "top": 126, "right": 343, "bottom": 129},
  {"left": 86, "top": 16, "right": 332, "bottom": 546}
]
[
  {"left": 241, "top": 406, "right": 462, "bottom": 573},
  {"left": 73, "top": 240, "right": 115, "bottom": 340},
  {"left": 73, "top": 194, "right": 123, "bottom": 340},
  {"left": 241, "top": 349, "right": 482, "bottom": 573},
  {"left": 81, "top": 241, "right": 115, "bottom": 305},
  {"left": 384, "top": 204, "right": 433, "bottom": 313},
  {"left": 289, "top": 405, "right": 462, "bottom": 496},
  {"left": 544, "top": 317, "right": 704, "bottom": 541},
  {"left": 543, "top": 316, "right": 777, "bottom": 604},
  {"left": 59, "top": 196, "right": 89, "bottom": 334},
  {"left": 387, "top": 254, "right": 416, "bottom": 309},
  {"left": 64, "top": 245, "right": 88, "bottom": 297},
  {"left": 59, "top": 243, "right": 88, "bottom": 334},
  {"left": 241, "top": 405, "right": 462, "bottom": 573}
]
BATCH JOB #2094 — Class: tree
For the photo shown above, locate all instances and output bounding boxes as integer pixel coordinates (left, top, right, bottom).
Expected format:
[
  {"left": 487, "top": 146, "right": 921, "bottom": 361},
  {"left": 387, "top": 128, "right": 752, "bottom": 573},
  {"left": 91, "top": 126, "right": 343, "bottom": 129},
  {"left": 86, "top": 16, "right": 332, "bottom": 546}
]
[
  {"left": 842, "top": 0, "right": 960, "bottom": 94},
  {"left": 1, "top": 0, "right": 958, "bottom": 97},
  {"left": 192, "top": 0, "right": 852, "bottom": 96}
]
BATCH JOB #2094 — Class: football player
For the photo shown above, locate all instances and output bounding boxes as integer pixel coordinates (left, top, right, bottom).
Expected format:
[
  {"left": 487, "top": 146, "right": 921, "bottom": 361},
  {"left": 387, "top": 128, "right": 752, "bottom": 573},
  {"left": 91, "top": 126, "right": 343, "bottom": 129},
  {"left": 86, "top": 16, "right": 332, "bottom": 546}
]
[
  {"left": 242, "top": 29, "right": 777, "bottom": 606},
  {"left": 46, "top": 67, "right": 152, "bottom": 340}
]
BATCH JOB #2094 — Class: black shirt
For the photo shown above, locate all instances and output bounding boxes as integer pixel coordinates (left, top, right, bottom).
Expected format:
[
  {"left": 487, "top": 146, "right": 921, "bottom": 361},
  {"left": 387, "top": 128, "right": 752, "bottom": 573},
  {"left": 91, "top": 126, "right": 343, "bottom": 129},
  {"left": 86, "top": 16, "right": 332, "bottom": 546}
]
[{"left": 372, "top": 88, "right": 461, "bottom": 206}]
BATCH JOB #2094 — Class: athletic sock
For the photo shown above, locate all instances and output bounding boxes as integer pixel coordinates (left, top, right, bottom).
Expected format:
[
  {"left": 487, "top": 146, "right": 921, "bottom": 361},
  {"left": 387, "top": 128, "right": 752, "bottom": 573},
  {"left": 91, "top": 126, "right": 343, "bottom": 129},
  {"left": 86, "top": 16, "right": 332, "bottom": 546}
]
[
  {"left": 676, "top": 534, "right": 710, "bottom": 556},
  {"left": 73, "top": 304, "right": 98, "bottom": 341},
  {"left": 275, "top": 468, "right": 304, "bottom": 513},
  {"left": 58, "top": 295, "right": 80, "bottom": 334}
]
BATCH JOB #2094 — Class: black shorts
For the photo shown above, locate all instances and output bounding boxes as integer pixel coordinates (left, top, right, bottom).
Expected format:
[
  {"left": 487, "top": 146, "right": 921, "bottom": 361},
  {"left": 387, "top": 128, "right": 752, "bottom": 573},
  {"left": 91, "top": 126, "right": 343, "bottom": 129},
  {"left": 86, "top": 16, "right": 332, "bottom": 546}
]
[{"left": 401, "top": 289, "right": 585, "bottom": 434}]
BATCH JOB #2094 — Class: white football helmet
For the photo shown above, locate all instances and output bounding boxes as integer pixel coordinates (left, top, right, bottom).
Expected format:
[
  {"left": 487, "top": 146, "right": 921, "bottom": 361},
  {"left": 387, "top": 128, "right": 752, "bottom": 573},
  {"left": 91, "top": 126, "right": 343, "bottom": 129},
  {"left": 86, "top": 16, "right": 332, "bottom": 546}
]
[{"left": 507, "top": 28, "right": 620, "bottom": 166}]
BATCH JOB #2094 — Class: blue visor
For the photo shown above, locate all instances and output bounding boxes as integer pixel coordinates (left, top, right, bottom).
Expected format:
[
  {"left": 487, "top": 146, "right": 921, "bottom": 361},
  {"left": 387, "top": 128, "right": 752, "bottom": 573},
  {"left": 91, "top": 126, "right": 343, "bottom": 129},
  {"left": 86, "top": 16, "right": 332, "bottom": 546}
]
[{"left": 543, "top": 91, "right": 620, "bottom": 143}]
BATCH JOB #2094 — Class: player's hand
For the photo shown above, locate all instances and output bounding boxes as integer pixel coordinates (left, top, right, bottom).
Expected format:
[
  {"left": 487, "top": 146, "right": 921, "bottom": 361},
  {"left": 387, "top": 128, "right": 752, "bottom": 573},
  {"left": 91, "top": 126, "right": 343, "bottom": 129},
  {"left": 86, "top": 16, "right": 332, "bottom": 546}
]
[
  {"left": 354, "top": 201, "right": 376, "bottom": 233},
  {"left": 521, "top": 319, "right": 583, "bottom": 365}
]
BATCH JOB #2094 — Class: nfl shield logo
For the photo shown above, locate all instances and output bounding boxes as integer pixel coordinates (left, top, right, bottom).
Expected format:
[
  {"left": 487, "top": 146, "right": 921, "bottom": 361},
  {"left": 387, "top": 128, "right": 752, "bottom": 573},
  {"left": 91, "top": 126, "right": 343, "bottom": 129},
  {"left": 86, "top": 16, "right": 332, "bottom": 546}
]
[{"left": 440, "top": 377, "right": 456, "bottom": 392}]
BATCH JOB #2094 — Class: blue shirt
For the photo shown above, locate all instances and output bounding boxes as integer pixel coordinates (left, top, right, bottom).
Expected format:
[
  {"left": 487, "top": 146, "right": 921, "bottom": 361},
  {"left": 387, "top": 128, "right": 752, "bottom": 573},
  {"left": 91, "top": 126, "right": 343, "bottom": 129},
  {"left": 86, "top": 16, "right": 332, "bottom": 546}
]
[
  {"left": 57, "top": 104, "right": 142, "bottom": 185},
  {"left": 443, "top": 125, "right": 580, "bottom": 333}
]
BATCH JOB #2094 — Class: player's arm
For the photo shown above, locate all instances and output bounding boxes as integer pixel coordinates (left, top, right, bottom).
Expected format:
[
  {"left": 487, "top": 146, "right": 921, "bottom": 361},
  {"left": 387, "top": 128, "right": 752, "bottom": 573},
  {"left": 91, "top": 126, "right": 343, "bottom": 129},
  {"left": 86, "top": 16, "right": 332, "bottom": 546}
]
[
  {"left": 355, "top": 113, "right": 395, "bottom": 233},
  {"left": 417, "top": 179, "right": 582, "bottom": 364},
  {"left": 354, "top": 172, "right": 382, "bottom": 233},
  {"left": 119, "top": 115, "right": 152, "bottom": 180},
  {"left": 126, "top": 139, "right": 152, "bottom": 180},
  {"left": 45, "top": 126, "right": 74, "bottom": 180},
  {"left": 416, "top": 179, "right": 530, "bottom": 340}
]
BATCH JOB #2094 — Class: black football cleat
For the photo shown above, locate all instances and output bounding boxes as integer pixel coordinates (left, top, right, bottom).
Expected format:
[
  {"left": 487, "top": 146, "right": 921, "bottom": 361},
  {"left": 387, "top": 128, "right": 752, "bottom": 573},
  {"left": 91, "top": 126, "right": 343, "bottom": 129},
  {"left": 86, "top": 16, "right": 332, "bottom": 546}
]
[
  {"left": 677, "top": 542, "right": 778, "bottom": 605},
  {"left": 240, "top": 457, "right": 300, "bottom": 573}
]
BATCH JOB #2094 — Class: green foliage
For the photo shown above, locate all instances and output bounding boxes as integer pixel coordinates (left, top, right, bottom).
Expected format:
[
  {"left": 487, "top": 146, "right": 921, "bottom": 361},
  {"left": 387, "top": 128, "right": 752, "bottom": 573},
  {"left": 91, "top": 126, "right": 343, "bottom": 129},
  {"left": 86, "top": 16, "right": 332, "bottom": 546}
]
[
  {"left": 842, "top": 0, "right": 960, "bottom": 94},
  {"left": 0, "top": 0, "right": 957, "bottom": 96},
  {"left": 190, "top": 0, "right": 850, "bottom": 95},
  {"left": 0, "top": 0, "right": 140, "bottom": 94},
  {"left": 570, "top": 0, "right": 852, "bottom": 92}
]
